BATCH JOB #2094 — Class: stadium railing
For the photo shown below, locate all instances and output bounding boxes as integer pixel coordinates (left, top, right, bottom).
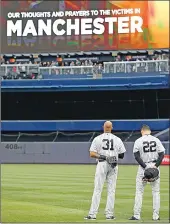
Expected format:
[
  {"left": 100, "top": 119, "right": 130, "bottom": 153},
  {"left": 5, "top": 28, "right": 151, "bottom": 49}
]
[
  {"left": 0, "top": 59, "right": 169, "bottom": 78},
  {"left": 0, "top": 64, "right": 39, "bottom": 74},
  {"left": 103, "top": 59, "right": 169, "bottom": 73},
  {"left": 1, "top": 119, "right": 169, "bottom": 142},
  {"left": 39, "top": 65, "right": 94, "bottom": 75},
  {"left": 1, "top": 130, "right": 162, "bottom": 142}
]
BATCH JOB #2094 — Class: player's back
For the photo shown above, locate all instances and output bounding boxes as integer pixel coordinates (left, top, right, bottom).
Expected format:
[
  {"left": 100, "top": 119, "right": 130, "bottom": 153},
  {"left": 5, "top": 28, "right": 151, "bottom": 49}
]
[
  {"left": 134, "top": 134, "right": 164, "bottom": 163},
  {"left": 94, "top": 133, "right": 123, "bottom": 158}
]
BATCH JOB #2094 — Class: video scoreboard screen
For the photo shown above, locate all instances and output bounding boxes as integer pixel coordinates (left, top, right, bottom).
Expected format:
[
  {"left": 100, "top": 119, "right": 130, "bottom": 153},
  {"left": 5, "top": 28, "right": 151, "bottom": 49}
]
[{"left": 1, "top": 0, "right": 169, "bottom": 53}]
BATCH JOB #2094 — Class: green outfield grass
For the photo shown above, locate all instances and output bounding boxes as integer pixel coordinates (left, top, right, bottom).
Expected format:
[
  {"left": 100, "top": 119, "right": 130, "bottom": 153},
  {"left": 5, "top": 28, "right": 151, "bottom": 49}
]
[{"left": 1, "top": 164, "right": 169, "bottom": 223}]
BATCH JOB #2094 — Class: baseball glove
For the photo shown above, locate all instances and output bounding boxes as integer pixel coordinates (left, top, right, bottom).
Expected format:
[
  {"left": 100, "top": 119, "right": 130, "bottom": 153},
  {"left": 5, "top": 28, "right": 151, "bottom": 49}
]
[
  {"left": 106, "top": 156, "right": 117, "bottom": 168},
  {"left": 142, "top": 167, "right": 159, "bottom": 182}
]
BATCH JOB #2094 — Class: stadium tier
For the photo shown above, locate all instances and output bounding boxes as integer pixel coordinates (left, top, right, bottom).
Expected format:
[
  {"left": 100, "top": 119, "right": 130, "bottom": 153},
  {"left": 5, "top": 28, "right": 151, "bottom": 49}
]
[
  {"left": 1, "top": 60, "right": 169, "bottom": 91},
  {"left": 1, "top": 59, "right": 169, "bottom": 77}
]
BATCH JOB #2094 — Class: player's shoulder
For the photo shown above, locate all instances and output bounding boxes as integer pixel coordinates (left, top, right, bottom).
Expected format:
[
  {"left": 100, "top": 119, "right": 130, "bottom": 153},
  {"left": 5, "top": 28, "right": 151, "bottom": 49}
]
[
  {"left": 134, "top": 136, "right": 143, "bottom": 144},
  {"left": 92, "top": 134, "right": 103, "bottom": 141},
  {"left": 111, "top": 133, "right": 122, "bottom": 142},
  {"left": 135, "top": 135, "right": 160, "bottom": 143},
  {"left": 144, "top": 134, "right": 159, "bottom": 141},
  {"left": 150, "top": 135, "right": 161, "bottom": 142}
]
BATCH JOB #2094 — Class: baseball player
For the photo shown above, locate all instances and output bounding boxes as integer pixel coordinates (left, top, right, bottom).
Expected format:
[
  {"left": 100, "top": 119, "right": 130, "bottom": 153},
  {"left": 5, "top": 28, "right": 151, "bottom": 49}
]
[
  {"left": 129, "top": 125, "right": 165, "bottom": 221},
  {"left": 84, "top": 121, "right": 126, "bottom": 220}
]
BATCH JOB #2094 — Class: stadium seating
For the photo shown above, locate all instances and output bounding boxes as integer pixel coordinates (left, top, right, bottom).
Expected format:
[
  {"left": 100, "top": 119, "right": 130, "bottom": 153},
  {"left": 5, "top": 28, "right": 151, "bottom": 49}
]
[{"left": 0, "top": 59, "right": 169, "bottom": 80}]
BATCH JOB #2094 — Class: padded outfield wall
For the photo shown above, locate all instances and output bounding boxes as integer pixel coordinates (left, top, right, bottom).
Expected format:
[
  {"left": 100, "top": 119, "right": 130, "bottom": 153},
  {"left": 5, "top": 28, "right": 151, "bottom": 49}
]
[{"left": 0, "top": 142, "right": 169, "bottom": 164}]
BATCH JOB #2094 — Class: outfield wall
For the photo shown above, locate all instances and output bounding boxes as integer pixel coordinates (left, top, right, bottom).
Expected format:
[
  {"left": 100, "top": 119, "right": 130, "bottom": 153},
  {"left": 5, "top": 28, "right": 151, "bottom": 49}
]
[{"left": 0, "top": 142, "right": 169, "bottom": 164}]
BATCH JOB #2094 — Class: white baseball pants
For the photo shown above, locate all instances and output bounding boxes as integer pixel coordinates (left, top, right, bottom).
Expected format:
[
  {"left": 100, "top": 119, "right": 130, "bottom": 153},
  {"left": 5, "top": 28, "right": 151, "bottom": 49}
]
[
  {"left": 88, "top": 161, "right": 118, "bottom": 218},
  {"left": 133, "top": 164, "right": 160, "bottom": 220}
]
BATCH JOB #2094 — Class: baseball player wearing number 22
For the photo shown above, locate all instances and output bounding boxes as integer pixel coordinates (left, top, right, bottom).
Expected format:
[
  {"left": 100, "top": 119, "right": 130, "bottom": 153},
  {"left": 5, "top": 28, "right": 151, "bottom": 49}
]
[
  {"left": 84, "top": 121, "right": 126, "bottom": 220},
  {"left": 129, "top": 125, "right": 165, "bottom": 221}
]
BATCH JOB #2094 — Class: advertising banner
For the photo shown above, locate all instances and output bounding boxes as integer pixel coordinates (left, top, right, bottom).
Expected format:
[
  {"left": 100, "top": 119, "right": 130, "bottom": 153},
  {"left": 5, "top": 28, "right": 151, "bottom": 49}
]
[
  {"left": 1, "top": 0, "right": 169, "bottom": 53},
  {"left": 161, "top": 155, "right": 170, "bottom": 165}
]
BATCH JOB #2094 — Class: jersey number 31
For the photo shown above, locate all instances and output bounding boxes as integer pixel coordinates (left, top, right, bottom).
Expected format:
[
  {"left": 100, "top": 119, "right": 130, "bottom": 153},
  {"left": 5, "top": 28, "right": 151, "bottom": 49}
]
[
  {"left": 102, "top": 139, "right": 114, "bottom": 150},
  {"left": 143, "top": 141, "right": 156, "bottom": 153}
]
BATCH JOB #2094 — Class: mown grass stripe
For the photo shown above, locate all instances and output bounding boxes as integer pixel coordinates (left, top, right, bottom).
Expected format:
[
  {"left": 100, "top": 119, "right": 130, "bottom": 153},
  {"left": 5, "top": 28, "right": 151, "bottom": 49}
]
[{"left": 1, "top": 165, "right": 169, "bottom": 223}]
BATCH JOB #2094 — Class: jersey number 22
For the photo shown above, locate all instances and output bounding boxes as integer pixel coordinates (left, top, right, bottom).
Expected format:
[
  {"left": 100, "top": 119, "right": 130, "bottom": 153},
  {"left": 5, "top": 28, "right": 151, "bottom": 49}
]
[
  {"left": 102, "top": 139, "right": 114, "bottom": 150},
  {"left": 143, "top": 141, "right": 156, "bottom": 153}
]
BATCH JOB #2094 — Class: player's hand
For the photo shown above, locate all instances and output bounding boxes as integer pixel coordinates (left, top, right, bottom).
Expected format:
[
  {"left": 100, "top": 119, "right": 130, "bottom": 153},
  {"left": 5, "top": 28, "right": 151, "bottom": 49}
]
[
  {"left": 145, "top": 163, "right": 152, "bottom": 169},
  {"left": 145, "top": 163, "right": 157, "bottom": 169},
  {"left": 152, "top": 165, "right": 157, "bottom": 169},
  {"left": 142, "top": 177, "right": 148, "bottom": 182},
  {"left": 151, "top": 163, "right": 158, "bottom": 169}
]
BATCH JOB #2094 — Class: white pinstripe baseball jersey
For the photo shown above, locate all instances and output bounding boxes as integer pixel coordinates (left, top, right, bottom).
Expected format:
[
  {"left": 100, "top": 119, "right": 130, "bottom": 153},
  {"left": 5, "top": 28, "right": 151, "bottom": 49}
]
[
  {"left": 89, "top": 133, "right": 126, "bottom": 159},
  {"left": 133, "top": 134, "right": 165, "bottom": 163}
]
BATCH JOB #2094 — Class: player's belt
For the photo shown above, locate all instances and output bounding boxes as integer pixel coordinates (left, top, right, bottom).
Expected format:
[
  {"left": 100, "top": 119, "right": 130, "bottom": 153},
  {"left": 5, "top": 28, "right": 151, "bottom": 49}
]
[
  {"left": 98, "top": 159, "right": 105, "bottom": 162},
  {"left": 147, "top": 160, "right": 157, "bottom": 163}
]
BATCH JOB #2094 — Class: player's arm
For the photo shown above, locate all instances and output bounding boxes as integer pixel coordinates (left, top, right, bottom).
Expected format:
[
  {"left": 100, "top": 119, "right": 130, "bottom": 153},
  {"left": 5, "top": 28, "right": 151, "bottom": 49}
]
[
  {"left": 133, "top": 141, "right": 147, "bottom": 169},
  {"left": 154, "top": 139, "right": 165, "bottom": 167},
  {"left": 90, "top": 151, "right": 106, "bottom": 160},
  {"left": 89, "top": 138, "right": 107, "bottom": 160},
  {"left": 134, "top": 152, "right": 147, "bottom": 169},
  {"left": 118, "top": 139, "right": 126, "bottom": 159},
  {"left": 155, "top": 152, "right": 164, "bottom": 167},
  {"left": 118, "top": 153, "right": 124, "bottom": 159}
]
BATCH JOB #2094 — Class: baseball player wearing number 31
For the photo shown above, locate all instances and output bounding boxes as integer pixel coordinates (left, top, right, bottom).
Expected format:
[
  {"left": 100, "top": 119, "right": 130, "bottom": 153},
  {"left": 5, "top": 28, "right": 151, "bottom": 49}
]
[{"left": 84, "top": 121, "right": 126, "bottom": 220}]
